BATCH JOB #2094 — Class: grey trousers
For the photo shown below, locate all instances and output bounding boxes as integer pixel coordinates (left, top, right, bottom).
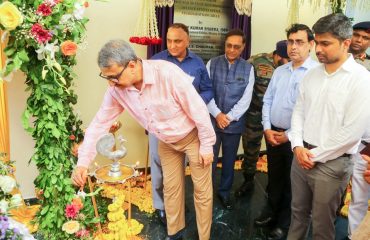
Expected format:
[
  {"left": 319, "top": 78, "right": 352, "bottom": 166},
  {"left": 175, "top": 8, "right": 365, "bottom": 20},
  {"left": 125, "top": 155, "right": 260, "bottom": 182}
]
[
  {"left": 149, "top": 133, "right": 165, "bottom": 210},
  {"left": 288, "top": 156, "right": 353, "bottom": 240}
]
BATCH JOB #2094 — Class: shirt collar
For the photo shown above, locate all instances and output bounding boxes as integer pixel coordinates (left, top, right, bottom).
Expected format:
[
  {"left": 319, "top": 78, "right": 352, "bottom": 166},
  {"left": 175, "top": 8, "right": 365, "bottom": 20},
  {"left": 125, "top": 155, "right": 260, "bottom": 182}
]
[
  {"left": 322, "top": 54, "right": 355, "bottom": 76},
  {"left": 127, "top": 60, "right": 154, "bottom": 91},
  {"left": 166, "top": 49, "right": 193, "bottom": 61},
  {"left": 286, "top": 56, "right": 315, "bottom": 71},
  {"left": 341, "top": 54, "right": 357, "bottom": 72},
  {"left": 224, "top": 54, "right": 241, "bottom": 65}
]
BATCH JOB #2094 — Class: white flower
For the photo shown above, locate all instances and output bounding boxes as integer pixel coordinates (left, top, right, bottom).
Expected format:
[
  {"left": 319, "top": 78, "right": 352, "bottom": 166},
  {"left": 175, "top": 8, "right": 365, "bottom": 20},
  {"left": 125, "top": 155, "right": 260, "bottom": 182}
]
[
  {"left": 0, "top": 199, "right": 9, "bottom": 213},
  {"left": 73, "top": 3, "right": 85, "bottom": 20},
  {"left": 35, "top": 40, "right": 59, "bottom": 60},
  {"left": 8, "top": 218, "right": 36, "bottom": 240},
  {"left": 10, "top": 194, "right": 22, "bottom": 207},
  {"left": 0, "top": 175, "right": 16, "bottom": 193},
  {"left": 60, "top": 14, "right": 72, "bottom": 24}
]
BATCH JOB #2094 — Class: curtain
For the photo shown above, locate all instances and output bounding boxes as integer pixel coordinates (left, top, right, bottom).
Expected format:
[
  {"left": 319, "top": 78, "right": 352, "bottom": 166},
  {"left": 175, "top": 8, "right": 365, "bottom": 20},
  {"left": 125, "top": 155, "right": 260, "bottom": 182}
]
[
  {"left": 0, "top": 30, "right": 10, "bottom": 163},
  {"left": 231, "top": 5, "right": 252, "bottom": 60},
  {"left": 147, "top": 6, "right": 174, "bottom": 59}
]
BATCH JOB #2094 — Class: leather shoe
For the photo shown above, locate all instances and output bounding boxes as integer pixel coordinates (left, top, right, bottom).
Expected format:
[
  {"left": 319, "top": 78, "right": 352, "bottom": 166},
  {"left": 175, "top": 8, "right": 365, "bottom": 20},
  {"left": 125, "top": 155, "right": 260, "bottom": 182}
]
[
  {"left": 218, "top": 195, "right": 233, "bottom": 210},
  {"left": 156, "top": 209, "right": 167, "bottom": 226},
  {"left": 267, "top": 227, "right": 286, "bottom": 240},
  {"left": 235, "top": 181, "right": 254, "bottom": 197},
  {"left": 164, "top": 237, "right": 183, "bottom": 240},
  {"left": 254, "top": 215, "right": 274, "bottom": 227}
]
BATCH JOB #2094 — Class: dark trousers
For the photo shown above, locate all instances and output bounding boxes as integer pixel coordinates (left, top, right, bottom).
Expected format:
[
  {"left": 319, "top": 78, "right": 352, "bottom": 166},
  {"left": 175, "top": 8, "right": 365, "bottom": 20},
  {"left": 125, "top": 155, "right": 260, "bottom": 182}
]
[
  {"left": 212, "top": 132, "right": 241, "bottom": 198},
  {"left": 265, "top": 140, "right": 293, "bottom": 230},
  {"left": 241, "top": 111, "right": 264, "bottom": 182}
]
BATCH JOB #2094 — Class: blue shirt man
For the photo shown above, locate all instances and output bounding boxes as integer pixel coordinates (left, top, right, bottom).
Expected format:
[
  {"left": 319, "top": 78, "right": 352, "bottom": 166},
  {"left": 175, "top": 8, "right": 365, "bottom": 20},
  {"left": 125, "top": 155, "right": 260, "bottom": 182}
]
[
  {"left": 149, "top": 23, "right": 213, "bottom": 230},
  {"left": 257, "top": 24, "right": 318, "bottom": 240}
]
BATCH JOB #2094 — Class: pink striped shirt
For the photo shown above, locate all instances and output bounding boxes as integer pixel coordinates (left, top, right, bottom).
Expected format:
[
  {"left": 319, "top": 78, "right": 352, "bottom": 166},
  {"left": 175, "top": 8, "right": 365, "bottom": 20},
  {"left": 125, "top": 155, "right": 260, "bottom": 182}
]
[{"left": 77, "top": 60, "right": 216, "bottom": 167}]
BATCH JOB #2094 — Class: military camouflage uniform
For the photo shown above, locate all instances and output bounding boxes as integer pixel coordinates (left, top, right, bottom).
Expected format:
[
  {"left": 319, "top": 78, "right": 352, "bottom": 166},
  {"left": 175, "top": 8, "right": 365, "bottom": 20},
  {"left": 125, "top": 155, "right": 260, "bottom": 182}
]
[
  {"left": 355, "top": 53, "right": 370, "bottom": 71},
  {"left": 241, "top": 53, "right": 275, "bottom": 182}
]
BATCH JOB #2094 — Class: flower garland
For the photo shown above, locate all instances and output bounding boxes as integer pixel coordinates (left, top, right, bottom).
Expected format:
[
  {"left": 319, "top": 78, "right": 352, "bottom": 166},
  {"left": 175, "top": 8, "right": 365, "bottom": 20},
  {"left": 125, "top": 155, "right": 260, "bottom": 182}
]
[
  {"left": 100, "top": 182, "right": 155, "bottom": 214},
  {"left": 234, "top": 0, "right": 252, "bottom": 16},
  {"left": 99, "top": 194, "right": 143, "bottom": 240},
  {"left": 129, "top": 0, "right": 162, "bottom": 45},
  {"left": 0, "top": 1, "right": 93, "bottom": 239}
]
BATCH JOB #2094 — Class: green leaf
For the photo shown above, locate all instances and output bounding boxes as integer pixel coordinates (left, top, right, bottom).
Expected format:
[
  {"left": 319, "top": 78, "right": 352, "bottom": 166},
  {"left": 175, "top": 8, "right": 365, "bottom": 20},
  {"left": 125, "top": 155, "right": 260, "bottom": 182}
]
[
  {"left": 21, "top": 109, "right": 33, "bottom": 133},
  {"left": 51, "top": 128, "right": 61, "bottom": 139},
  {"left": 44, "top": 189, "right": 50, "bottom": 198},
  {"left": 40, "top": 205, "right": 49, "bottom": 215},
  {"left": 18, "top": 50, "right": 30, "bottom": 62}
]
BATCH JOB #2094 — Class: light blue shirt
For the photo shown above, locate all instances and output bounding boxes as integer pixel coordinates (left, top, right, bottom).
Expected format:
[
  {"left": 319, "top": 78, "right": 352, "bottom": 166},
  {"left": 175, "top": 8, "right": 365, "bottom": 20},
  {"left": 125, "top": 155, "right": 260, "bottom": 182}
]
[
  {"left": 206, "top": 56, "right": 255, "bottom": 121},
  {"left": 262, "top": 57, "right": 318, "bottom": 132}
]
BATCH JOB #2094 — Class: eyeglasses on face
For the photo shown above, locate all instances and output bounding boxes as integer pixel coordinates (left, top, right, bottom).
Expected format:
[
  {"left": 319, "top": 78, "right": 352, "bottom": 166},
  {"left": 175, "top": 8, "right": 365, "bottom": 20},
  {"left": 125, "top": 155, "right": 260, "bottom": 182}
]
[
  {"left": 287, "top": 39, "right": 307, "bottom": 47},
  {"left": 225, "top": 43, "right": 243, "bottom": 50},
  {"left": 99, "top": 62, "right": 129, "bottom": 82}
]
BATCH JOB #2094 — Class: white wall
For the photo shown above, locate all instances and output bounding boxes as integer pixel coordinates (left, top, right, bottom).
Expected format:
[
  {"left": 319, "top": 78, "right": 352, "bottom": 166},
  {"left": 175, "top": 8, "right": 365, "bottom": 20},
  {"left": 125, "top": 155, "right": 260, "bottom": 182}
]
[
  {"left": 8, "top": 0, "right": 146, "bottom": 198},
  {"left": 9, "top": 0, "right": 368, "bottom": 198},
  {"left": 250, "top": 1, "right": 329, "bottom": 55}
]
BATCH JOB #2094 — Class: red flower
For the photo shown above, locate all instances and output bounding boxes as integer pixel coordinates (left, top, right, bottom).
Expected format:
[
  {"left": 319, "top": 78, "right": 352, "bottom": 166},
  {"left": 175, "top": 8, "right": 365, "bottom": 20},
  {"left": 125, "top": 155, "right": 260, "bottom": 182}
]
[
  {"left": 30, "top": 23, "right": 52, "bottom": 43},
  {"left": 75, "top": 229, "right": 90, "bottom": 237},
  {"left": 65, "top": 204, "right": 79, "bottom": 219},
  {"left": 129, "top": 37, "right": 139, "bottom": 44},
  {"left": 37, "top": 3, "right": 53, "bottom": 16},
  {"left": 69, "top": 135, "right": 76, "bottom": 141}
]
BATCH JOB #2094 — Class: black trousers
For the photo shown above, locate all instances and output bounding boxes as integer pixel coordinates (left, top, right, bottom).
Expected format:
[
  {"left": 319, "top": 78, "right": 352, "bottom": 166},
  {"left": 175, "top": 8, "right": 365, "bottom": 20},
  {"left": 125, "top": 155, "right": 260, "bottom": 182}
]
[{"left": 265, "top": 140, "right": 293, "bottom": 230}]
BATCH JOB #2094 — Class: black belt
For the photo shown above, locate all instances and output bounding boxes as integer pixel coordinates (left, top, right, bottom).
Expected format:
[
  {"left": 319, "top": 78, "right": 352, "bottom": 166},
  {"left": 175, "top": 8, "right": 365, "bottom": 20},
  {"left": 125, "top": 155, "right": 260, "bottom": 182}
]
[
  {"left": 361, "top": 140, "right": 369, "bottom": 146},
  {"left": 303, "top": 140, "right": 350, "bottom": 157},
  {"left": 303, "top": 141, "right": 317, "bottom": 150},
  {"left": 271, "top": 125, "right": 287, "bottom": 132}
]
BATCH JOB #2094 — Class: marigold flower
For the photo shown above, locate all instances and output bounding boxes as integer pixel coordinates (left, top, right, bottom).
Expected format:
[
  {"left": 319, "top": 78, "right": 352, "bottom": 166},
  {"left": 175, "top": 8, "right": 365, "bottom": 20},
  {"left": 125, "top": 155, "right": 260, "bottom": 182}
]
[
  {"left": 60, "top": 40, "right": 78, "bottom": 56},
  {"left": 71, "top": 197, "right": 83, "bottom": 211},
  {"left": 0, "top": 2, "right": 23, "bottom": 30}
]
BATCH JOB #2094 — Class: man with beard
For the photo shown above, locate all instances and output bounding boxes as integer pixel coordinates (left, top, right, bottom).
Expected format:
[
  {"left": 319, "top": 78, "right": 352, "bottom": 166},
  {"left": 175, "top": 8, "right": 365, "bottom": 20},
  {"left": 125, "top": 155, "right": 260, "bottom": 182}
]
[
  {"left": 256, "top": 24, "right": 317, "bottom": 240},
  {"left": 288, "top": 14, "right": 370, "bottom": 239}
]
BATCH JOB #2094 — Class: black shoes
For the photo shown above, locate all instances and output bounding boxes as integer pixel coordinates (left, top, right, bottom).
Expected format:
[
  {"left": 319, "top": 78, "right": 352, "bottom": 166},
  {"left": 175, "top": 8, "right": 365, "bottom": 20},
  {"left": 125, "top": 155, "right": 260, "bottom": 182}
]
[
  {"left": 218, "top": 195, "right": 233, "bottom": 210},
  {"left": 254, "top": 214, "right": 274, "bottom": 227},
  {"left": 156, "top": 209, "right": 167, "bottom": 227},
  {"left": 267, "top": 227, "right": 286, "bottom": 240},
  {"left": 164, "top": 237, "right": 183, "bottom": 240},
  {"left": 235, "top": 181, "right": 254, "bottom": 197}
]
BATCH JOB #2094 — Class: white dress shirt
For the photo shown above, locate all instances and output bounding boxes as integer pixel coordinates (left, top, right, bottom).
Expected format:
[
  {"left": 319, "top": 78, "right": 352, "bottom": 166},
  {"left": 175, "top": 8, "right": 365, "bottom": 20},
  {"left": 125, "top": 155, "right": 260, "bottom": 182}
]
[{"left": 289, "top": 55, "right": 370, "bottom": 163}]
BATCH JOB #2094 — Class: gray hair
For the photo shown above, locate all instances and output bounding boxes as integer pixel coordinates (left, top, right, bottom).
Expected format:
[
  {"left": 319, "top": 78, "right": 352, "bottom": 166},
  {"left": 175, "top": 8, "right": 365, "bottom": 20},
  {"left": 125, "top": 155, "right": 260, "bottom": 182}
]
[
  {"left": 312, "top": 13, "right": 352, "bottom": 41},
  {"left": 97, "top": 39, "right": 138, "bottom": 68}
]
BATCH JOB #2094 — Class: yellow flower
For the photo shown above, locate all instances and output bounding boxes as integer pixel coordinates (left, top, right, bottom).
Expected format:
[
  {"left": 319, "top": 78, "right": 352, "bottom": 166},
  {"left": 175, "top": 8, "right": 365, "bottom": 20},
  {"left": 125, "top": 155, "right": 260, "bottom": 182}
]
[
  {"left": 62, "top": 220, "right": 80, "bottom": 234},
  {"left": 0, "top": 2, "right": 23, "bottom": 30}
]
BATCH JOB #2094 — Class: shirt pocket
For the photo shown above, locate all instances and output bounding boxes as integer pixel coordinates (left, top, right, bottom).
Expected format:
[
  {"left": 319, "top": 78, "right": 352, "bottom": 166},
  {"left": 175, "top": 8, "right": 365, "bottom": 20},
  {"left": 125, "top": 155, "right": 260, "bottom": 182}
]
[
  {"left": 326, "top": 89, "right": 346, "bottom": 116},
  {"left": 151, "top": 99, "right": 180, "bottom": 122}
]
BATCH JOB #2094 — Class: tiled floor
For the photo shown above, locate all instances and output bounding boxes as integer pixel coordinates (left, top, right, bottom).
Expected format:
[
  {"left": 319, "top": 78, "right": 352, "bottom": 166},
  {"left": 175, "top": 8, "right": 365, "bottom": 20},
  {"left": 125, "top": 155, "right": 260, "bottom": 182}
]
[{"left": 133, "top": 170, "right": 349, "bottom": 240}]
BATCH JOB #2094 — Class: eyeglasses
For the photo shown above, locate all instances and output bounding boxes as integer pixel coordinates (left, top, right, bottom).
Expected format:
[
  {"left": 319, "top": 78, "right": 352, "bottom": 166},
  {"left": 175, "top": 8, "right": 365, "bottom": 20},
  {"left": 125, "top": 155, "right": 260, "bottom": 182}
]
[
  {"left": 99, "top": 62, "right": 129, "bottom": 82},
  {"left": 226, "top": 43, "right": 243, "bottom": 50},
  {"left": 287, "top": 40, "right": 307, "bottom": 47}
]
